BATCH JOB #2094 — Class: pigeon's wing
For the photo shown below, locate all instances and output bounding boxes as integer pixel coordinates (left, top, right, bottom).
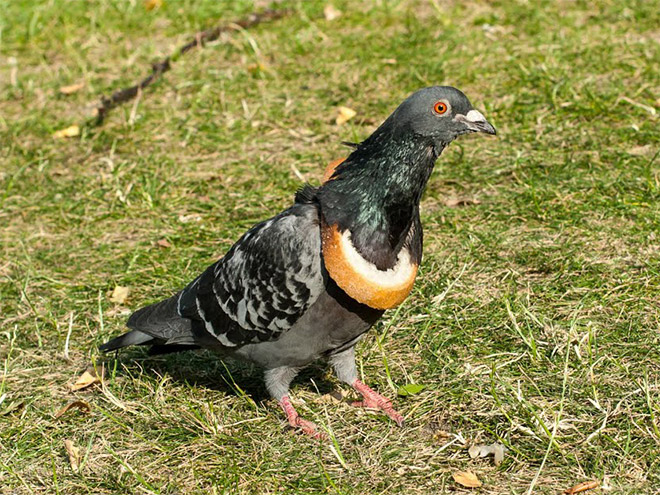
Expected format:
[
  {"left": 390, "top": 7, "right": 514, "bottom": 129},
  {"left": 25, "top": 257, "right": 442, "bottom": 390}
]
[{"left": 177, "top": 203, "right": 325, "bottom": 348}]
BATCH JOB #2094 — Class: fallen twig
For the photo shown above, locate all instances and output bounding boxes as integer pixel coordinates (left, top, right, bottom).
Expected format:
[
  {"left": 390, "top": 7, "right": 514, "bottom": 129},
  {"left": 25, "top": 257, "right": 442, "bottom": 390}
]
[{"left": 94, "top": 8, "right": 290, "bottom": 124}]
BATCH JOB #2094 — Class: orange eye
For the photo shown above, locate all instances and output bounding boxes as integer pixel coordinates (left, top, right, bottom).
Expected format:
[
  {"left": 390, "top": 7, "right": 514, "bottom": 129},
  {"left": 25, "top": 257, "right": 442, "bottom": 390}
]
[{"left": 433, "top": 101, "right": 448, "bottom": 114}]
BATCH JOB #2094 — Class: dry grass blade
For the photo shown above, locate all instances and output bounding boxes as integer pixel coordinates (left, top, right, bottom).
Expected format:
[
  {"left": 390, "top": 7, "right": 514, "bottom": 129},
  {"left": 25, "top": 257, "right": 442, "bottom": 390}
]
[
  {"left": 443, "top": 197, "right": 481, "bottom": 207},
  {"left": 55, "top": 400, "right": 91, "bottom": 419},
  {"left": 563, "top": 480, "right": 600, "bottom": 494},
  {"left": 63, "top": 440, "right": 80, "bottom": 471},
  {"left": 1, "top": 400, "right": 25, "bottom": 416},
  {"left": 59, "top": 82, "right": 84, "bottom": 95}
]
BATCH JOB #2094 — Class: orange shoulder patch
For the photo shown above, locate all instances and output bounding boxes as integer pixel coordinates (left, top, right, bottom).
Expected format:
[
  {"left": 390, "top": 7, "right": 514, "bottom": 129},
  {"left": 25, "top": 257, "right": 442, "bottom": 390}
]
[
  {"left": 322, "top": 157, "right": 346, "bottom": 182},
  {"left": 321, "top": 223, "right": 418, "bottom": 310}
]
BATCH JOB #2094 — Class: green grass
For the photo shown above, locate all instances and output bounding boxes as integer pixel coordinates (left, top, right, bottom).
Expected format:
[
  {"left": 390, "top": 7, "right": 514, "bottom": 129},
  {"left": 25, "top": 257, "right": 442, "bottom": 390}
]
[{"left": 1, "top": 0, "right": 659, "bottom": 493}]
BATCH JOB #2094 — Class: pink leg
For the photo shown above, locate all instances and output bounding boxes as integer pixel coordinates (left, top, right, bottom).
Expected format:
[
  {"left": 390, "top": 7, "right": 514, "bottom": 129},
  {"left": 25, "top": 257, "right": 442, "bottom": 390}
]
[
  {"left": 351, "top": 379, "right": 405, "bottom": 426},
  {"left": 279, "top": 396, "right": 327, "bottom": 440}
]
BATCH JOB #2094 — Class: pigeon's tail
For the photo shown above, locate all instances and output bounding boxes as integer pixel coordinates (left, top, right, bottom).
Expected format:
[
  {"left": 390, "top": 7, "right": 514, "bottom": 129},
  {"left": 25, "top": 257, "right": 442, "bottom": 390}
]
[
  {"left": 99, "top": 329, "right": 154, "bottom": 352},
  {"left": 99, "top": 293, "right": 200, "bottom": 354},
  {"left": 125, "top": 293, "right": 185, "bottom": 333}
]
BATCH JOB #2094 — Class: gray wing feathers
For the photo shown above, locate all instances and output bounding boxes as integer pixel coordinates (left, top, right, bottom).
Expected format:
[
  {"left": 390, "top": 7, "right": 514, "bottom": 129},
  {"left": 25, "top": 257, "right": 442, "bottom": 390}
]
[
  {"left": 216, "top": 212, "right": 322, "bottom": 332},
  {"left": 179, "top": 204, "right": 325, "bottom": 347},
  {"left": 101, "top": 203, "right": 325, "bottom": 354}
]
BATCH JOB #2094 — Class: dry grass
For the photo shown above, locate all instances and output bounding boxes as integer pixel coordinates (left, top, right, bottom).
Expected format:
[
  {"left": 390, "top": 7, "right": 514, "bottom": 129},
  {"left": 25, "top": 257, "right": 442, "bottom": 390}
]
[{"left": 1, "top": 0, "right": 659, "bottom": 493}]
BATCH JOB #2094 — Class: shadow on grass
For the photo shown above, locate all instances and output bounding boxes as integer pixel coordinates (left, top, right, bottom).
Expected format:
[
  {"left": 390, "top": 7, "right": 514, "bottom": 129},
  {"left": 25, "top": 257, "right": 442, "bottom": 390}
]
[{"left": 101, "top": 348, "right": 336, "bottom": 403}]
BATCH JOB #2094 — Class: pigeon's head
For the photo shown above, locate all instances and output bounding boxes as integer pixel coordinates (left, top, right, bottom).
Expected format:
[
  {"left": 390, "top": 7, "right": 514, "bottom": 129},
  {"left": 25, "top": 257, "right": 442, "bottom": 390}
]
[{"left": 389, "top": 86, "right": 496, "bottom": 145}]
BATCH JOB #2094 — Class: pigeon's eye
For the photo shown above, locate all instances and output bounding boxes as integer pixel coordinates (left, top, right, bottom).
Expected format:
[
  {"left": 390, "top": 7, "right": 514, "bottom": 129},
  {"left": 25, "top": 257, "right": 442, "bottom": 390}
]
[{"left": 433, "top": 101, "right": 449, "bottom": 115}]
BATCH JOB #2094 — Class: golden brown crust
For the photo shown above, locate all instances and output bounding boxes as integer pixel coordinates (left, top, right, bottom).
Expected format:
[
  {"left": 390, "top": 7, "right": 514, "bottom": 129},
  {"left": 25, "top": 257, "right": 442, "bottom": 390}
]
[{"left": 321, "top": 223, "right": 418, "bottom": 310}]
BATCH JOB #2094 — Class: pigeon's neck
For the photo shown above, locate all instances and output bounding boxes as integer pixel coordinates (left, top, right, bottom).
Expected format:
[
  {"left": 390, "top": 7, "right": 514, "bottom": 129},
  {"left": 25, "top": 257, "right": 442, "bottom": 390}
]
[{"left": 318, "top": 132, "right": 444, "bottom": 270}]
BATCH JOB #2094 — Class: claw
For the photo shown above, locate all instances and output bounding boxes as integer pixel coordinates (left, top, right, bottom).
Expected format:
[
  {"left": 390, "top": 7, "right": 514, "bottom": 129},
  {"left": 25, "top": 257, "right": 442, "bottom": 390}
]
[
  {"left": 351, "top": 379, "right": 405, "bottom": 426},
  {"left": 279, "top": 396, "right": 327, "bottom": 441}
]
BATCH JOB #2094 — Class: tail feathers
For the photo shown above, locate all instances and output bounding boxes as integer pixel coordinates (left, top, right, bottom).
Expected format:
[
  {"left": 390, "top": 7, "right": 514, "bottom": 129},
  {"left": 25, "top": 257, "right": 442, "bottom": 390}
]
[
  {"left": 127, "top": 294, "right": 185, "bottom": 333},
  {"left": 127, "top": 293, "right": 195, "bottom": 344},
  {"left": 99, "top": 330, "right": 155, "bottom": 352},
  {"left": 100, "top": 293, "right": 198, "bottom": 354}
]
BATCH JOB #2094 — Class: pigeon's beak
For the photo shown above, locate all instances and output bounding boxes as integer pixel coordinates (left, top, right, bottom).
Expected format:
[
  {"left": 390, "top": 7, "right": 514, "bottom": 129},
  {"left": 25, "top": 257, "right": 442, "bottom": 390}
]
[{"left": 454, "top": 109, "right": 497, "bottom": 135}]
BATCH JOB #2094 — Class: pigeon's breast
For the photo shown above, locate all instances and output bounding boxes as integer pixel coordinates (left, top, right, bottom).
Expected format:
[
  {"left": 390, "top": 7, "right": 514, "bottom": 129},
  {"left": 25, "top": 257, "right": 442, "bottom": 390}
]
[{"left": 321, "top": 223, "right": 418, "bottom": 309}]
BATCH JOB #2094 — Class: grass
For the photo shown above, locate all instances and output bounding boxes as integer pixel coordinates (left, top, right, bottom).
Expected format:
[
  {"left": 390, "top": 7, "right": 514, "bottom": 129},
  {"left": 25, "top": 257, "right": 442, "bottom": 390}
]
[{"left": 1, "top": 0, "right": 659, "bottom": 493}]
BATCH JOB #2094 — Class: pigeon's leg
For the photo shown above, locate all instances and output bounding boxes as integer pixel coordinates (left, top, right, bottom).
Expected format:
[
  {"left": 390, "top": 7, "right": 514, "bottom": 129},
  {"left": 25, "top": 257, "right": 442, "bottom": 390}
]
[
  {"left": 330, "top": 346, "right": 405, "bottom": 426},
  {"left": 264, "top": 366, "right": 326, "bottom": 440},
  {"left": 351, "top": 379, "right": 405, "bottom": 426}
]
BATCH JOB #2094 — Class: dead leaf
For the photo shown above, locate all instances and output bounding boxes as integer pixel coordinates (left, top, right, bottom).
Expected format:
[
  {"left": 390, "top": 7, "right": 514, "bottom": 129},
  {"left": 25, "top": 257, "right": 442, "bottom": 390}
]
[
  {"left": 144, "top": 0, "right": 163, "bottom": 10},
  {"left": 110, "top": 286, "right": 129, "bottom": 304},
  {"left": 335, "top": 106, "right": 357, "bottom": 125},
  {"left": 468, "top": 443, "right": 506, "bottom": 466},
  {"left": 63, "top": 439, "right": 80, "bottom": 471},
  {"left": 618, "top": 96, "right": 656, "bottom": 115},
  {"left": 156, "top": 238, "right": 172, "bottom": 248},
  {"left": 70, "top": 366, "right": 104, "bottom": 392},
  {"left": 323, "top": 4, "right": 342, "bottom": 21},
  {"left": 59, "top": 82, "right": 85, "bottom": 95},
  {"left": 443, "top": 197, "right": 481, "bottom": 207},
  {"left": 453, "top": 470, "right": 482, "bottom": 488},
  {"left": 55, "top": 400, "right": 91, "bottom": 419},
  {"left": 468, "top": 445, "right": 481, "bottom": 458},
  {"left": 564, "top": 480, "right": 600, "bottom": 494},
  {"left": 382, "top": 58, "right": 397, "bottom": 65},
  {"left": 53, "top": 125, "right": 80, "bottom": 139}
]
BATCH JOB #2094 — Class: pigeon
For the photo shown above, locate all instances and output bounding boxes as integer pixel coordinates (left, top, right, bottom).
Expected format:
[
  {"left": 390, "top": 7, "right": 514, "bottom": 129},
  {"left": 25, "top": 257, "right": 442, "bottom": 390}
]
[{"left": 100, "top": 86, "right": 496, "bottom": 439}]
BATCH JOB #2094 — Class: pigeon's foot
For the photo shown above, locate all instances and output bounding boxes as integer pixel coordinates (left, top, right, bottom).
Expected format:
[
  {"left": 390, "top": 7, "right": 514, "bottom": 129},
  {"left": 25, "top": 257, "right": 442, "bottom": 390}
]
[
  {"left": 350, "top": 379, "right": 405, "bottom": 426},
  {"left": 279, "top": 396, "right": 327, "bottom": 440}
]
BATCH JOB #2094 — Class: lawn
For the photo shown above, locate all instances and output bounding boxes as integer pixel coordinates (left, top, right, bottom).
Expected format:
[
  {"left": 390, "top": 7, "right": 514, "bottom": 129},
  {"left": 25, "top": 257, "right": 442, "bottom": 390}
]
[{"left": 1, "top": 0, "right": 659, "bottom": 493}]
